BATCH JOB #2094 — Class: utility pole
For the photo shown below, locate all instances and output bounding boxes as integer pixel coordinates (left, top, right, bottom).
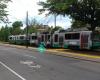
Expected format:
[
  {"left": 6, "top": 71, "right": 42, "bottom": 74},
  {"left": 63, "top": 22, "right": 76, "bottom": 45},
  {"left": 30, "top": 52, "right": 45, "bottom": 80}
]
[
  {"left": 54, "top": 14, "right": 57, "bottom": 28},
  {"left": 26, "top": 11, "right": 29, "bottom": 48},
  {"left": 51, "top": 14, "right": 57, "bottom": 46}
]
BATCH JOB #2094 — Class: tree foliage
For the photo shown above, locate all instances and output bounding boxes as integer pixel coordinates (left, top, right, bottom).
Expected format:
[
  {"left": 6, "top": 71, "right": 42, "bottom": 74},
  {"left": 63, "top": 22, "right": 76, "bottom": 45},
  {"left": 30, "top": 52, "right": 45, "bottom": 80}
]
[
  {"left": 12, "top": 21, "right": 23, "bottom": 35},
  {"left": 0, "top": 26, "right": 11, "bottom": 41},
  {"left": 38, "top": 0, "right": 100, "bottom": 31},
  {"left": 0, "top": 0, "right": 11, "bottom": 41},
  {"left": 23, "top": 19, "right": 39, "bottom": 34},
  {"left": 38, "top": 0, "right": 72, "bottom": 15},
  {"left": 71, "top": 20, "right": 86, "bottom": 29},
  {"left": 12, "top": 21, "right": 23, "bottom": 28},
  {"left": 51, "top": 26, "right": 63, "bottom": 33},
  {"left": 0, "top": 0, "right": 11, "bottom": 22}
]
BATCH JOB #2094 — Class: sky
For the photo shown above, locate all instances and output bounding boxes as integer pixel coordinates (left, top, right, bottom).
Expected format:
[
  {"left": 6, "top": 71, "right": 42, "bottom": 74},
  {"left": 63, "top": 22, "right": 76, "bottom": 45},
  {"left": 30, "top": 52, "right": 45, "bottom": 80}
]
[{"left": 6, "top": 0, "right": 72, "bottom": 29}]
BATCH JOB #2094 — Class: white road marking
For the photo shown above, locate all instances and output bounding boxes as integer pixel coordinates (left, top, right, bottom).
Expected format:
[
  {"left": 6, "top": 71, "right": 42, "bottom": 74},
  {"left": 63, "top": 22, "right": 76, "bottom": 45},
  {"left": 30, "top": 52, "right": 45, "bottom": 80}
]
[
  {"left": 0, "top": 61, "right": 26, "bottom": 80},
  {"left": 20, "top": 60, "right": 41, "bottom": 69},
  {"left": 24, "top": 55, "right": 37, "bottom": 59},
  {"left": 20, "top": 60, "right": 34, "bottom": 66},
  {"left": 29, "top": 64, "right": 41, "bottom": 68}
]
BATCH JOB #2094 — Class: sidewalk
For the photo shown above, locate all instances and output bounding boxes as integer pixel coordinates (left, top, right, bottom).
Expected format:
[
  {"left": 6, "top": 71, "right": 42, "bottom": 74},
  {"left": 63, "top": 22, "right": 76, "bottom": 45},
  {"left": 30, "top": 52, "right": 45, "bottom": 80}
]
[{"left": 0, "top": 43, "right": 100, "bottom": 63}]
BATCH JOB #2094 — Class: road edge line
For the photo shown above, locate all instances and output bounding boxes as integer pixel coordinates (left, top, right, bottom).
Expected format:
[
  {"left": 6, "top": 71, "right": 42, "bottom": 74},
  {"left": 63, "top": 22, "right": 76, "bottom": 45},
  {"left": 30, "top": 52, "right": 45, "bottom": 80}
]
[{"left": 0, "top": 61, "right": 26, "bottom": 80}]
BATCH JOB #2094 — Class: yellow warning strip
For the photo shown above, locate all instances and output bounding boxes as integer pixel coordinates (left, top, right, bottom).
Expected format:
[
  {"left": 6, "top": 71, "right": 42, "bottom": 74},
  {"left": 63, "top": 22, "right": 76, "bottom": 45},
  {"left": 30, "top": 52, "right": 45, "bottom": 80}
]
[{"left": 47, "top": 49, "right": 100, "bottom": 59}]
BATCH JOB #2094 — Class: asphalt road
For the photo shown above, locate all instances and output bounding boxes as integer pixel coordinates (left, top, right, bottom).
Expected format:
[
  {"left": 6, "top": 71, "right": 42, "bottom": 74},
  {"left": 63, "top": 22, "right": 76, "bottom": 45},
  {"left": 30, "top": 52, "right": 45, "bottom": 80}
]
[{"left": 0, "top": 45, "right": 100, "bottom": 80}]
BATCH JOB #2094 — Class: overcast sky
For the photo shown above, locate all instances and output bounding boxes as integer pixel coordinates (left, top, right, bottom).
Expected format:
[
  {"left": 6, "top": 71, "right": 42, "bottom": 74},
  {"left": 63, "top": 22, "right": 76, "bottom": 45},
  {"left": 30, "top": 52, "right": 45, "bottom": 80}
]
[{"left": 7, "top": 0, "right": 72, "bottom": 29}]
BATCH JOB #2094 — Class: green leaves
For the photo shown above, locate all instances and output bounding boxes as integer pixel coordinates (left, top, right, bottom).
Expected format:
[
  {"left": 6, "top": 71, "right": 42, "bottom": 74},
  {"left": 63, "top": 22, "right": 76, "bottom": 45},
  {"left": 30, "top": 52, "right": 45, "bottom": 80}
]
[
  {"left": 0, "top": 0, "right": 11, "bottom": 22},
  {"left": 12, "top": 21, "right": 23, "bottom": 28},
  {"left": 0, "top": 26, "right": 11, "bottom": 42},
  {"left": 12, "top": 21, "right": 23, "bottom": 35},
  {"left": 38, "top": 0, "right": 100, "bottom": 31},
  {"left": 38, "top": 0, "right": 75, "bottom": 15}
]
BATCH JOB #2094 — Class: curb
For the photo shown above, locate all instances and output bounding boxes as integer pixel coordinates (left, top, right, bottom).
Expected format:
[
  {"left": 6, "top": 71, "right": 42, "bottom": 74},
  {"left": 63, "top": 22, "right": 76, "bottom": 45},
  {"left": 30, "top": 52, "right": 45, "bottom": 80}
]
[
  {"left": 46, "top": 50, "right": 100, "bottom": 63},
  {"left": 1, "top": 43, "right": 100, "bottom": 63}
]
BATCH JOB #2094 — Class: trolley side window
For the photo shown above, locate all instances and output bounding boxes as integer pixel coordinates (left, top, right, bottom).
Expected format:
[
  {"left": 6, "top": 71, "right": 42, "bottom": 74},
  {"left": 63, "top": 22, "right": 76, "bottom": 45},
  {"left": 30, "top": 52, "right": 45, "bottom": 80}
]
[
  {"left": 72, "top": 33, "right": 80, "bottom": 39},
  {"left": 65, "top": 34, "right": 71, "bottom": 39},
  {"left": 65, "top": 33, "right": 80, "bottom": 40},
  {"left": 9, "top": 37, "right": 12, "bottom": 40},
  {"left": 20, "top": 36, "right": 24, "bottom": 40},
  {"left": 54, "top": 34, "right": 58, "bottom": 42},
  {"left": 32, "top": 36, "right": 37, "bottom": 40}
]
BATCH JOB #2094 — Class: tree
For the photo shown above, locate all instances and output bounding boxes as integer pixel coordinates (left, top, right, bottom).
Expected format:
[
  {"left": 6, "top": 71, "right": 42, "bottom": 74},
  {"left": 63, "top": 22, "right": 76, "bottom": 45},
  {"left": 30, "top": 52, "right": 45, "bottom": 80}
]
[
  {"left": 69, "top": 0, "right": 100, "bottom": 31},
  {"left": 29, "top": 18, "right": 38, "bottom": 27},
  {"left": 38, "top": 0, "right": 71, "bottom": 15},
  {"left": 22, "top": 19, "right": 38, "bottom": 34},
  {"left": 51, "top": 26, "right": 63, "bottom": 33},
  {"left": 38, "top": 0, "right": 100, "bottom": 31},
  {"left": 23, "top": 26, "right": 37, "bottom": 34},
  {"left": 0, "top": 0, "right": 11, "bottom": 22},
  {"left": 0, "top": 26, "right": 5, "bottom": 41},
  {"left": 71, "top": 20, "right": 87, "bottom": 29},
  {"left": 0, "top": 26, "right": 10, "bottom": 41},
  {"left": 12, "top": 21, "right": 23, "bottom": 28},
  {"left": 12, "top": 21, "right": 23, "bottom": 35}
]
